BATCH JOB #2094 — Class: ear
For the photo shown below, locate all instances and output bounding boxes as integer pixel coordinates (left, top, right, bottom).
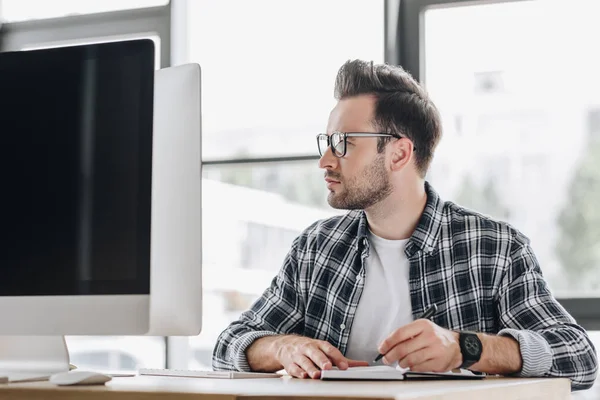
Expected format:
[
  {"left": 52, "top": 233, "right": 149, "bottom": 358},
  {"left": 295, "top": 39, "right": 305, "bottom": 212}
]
[{"left": 389, "top": 138, "right": 414, "bottom": 172}]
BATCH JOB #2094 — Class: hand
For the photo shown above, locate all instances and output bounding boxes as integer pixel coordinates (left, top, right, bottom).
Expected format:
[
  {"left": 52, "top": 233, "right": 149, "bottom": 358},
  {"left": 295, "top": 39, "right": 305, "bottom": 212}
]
[
  {"left": 275, "top": 336, "right": 369, "bottom": 379},
  {"left": 377, "top": 319, "right": 462, "bottom": 372}
]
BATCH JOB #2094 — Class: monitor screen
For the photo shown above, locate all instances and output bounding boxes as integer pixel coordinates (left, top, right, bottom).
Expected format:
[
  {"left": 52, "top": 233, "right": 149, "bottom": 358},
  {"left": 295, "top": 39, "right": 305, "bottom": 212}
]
[{"left": 0, "top": 40, "right": 154, "bottom": 296}]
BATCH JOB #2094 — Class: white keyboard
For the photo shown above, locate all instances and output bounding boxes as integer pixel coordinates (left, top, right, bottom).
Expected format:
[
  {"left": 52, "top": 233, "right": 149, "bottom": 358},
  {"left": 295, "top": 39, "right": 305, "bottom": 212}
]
[{"left": 138, "top": 369, "right": 281, "bottom": 379}]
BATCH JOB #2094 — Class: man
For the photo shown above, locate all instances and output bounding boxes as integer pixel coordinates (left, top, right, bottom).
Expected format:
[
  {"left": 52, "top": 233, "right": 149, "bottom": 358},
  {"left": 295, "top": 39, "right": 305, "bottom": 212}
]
[{"left": 212, "top": 60, "right": 598, "bottom": 390}]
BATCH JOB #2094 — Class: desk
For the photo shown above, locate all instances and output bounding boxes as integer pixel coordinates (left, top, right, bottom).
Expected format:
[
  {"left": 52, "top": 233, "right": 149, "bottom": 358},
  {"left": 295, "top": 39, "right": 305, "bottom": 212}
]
[{"left": 0, "top": 375, "right": 571, "bottom": 400}]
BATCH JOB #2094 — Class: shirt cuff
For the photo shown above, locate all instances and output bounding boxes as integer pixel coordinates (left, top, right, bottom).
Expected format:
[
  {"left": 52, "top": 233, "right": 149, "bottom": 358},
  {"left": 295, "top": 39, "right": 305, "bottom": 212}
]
[
  {"left": 498, "top": 328, "right": 553, "bottom": 377},
  {"left": 229, "top": 331, "right": 279, "bottom": 372}
]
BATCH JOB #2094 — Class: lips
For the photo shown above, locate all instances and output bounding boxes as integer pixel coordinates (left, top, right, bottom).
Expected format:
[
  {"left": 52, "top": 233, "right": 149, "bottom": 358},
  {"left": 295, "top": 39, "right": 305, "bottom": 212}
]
[{"left": 325, "top": 177, "right": 341, "bottom": 189}]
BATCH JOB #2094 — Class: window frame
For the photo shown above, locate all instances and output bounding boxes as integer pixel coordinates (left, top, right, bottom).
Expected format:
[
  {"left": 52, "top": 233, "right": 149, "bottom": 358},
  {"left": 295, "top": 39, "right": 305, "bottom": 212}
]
[
  {"left": 386, "top": 0, "right": 526, "bottom": 81},
  {"left": 0, "top": 5, "right": 170, "bottom": 68},
  {"left": 388, "top": 0, "right": 600, "bottom": 329}
]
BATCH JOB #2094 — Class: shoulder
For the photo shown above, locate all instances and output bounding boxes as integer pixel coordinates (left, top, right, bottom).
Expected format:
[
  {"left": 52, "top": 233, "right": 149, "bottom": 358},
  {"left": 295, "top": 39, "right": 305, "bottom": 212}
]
[
  {"left": 442, "top": 200, "right": 529, "bottom": 246},
  {"left": 294, "top": 210, "right": 362, "bottom": 251}
]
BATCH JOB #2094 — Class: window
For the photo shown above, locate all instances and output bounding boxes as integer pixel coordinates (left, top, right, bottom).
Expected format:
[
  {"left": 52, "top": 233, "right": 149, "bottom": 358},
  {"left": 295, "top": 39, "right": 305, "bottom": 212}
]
[
  {"left": 0, "top": 0, "right": 169, "bottom": 22},
  {"left": 0, "top": 2, "right": 169, "bottom": 67},
  {"left": 66, "top": 336, "right": 165, "bottom": 372},
  {"left": 589, "top": 109, "right": 600, "bottom": 139},
  {"left": 179, "top": 0, "right": 384, "bottom": 160},
  {"left": 422, "top": 0, "right": 600, "bottom": 297}
]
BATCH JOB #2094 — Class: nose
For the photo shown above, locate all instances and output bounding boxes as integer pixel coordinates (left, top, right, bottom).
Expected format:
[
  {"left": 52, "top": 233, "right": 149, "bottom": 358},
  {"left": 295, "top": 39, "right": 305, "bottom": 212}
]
[{"left": 318, "top": 146, "right": 338, "bottom": 170}]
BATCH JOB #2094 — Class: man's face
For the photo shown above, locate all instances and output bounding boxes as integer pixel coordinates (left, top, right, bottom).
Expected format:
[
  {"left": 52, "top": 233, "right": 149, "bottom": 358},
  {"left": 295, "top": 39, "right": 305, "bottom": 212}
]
[{"left": 319, "top": 95, "right": 392, "bottom": 210}]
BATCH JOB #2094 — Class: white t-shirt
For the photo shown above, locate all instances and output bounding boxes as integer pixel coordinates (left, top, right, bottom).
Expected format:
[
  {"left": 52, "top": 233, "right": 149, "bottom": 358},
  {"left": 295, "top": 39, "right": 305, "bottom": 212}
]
[{"left": 345, "top": 231, "right": 413, "bottom": 364}]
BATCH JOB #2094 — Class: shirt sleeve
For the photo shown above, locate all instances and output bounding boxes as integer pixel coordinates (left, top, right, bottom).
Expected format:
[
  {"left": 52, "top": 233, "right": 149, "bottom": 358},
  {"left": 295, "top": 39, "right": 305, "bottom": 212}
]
[
  {"left": 212, "top": 236, "right": 306, "bottom": 372},
  {"left": 496, "top": 232, "right": 598, "bottom": 391}
]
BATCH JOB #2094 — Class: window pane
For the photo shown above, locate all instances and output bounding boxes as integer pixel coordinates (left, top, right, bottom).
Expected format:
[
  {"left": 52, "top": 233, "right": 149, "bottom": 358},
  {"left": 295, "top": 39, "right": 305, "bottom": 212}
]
[
  {"left": 0, "top": 0, "right": 168, "bottom": 22},
  {"left": 182, "top": 0, "right": 384, "bottom": 160},
  {"left": 66, "top": 336, "right": 165, "bottom": 372},
  {"left": 21, "top": 35, "right": 162, "bottom": 70},
  {"left": 424, "top": 0, "right": 600, "bottom": 297},
  {"left": 187, "top": 162, "right": 342, "bottom": 369}
]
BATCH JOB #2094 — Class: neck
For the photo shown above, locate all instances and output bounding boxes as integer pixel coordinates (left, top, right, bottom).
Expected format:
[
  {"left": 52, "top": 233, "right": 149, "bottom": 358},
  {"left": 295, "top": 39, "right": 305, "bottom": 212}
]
[{"left": 365, "top": 179, "right": 427, "bottom": 240}]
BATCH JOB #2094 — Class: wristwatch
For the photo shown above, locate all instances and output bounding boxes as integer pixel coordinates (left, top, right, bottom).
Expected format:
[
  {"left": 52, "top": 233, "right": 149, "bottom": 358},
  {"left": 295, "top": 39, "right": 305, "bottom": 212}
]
[{"left": 457, "top": 331, "right": 482, "bottom": 369}]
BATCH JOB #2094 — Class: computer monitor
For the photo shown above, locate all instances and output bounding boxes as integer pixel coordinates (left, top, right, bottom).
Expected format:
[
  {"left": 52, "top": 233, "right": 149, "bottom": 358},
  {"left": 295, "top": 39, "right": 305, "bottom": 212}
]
[
  {"left": 0, "top": 39, "right": 155, "bottom": 336},
  {"left": 147, "top": 63, "right": 202, "bottom": 336},
  {"left": 0, "top": 40, "right": 202, "bottom": 380}
]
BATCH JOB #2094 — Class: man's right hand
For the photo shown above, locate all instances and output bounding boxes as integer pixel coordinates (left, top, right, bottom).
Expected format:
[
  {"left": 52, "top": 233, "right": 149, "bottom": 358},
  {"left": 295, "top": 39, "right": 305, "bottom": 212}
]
[{"left": 273, "top": 335, "right": 369, "bottom": 379}]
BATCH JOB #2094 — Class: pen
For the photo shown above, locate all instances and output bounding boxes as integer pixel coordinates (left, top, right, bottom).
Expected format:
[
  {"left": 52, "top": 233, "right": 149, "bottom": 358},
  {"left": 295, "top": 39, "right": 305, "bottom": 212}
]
[{"left": 374, "top": 304, "right": 438, "bottom": 362}]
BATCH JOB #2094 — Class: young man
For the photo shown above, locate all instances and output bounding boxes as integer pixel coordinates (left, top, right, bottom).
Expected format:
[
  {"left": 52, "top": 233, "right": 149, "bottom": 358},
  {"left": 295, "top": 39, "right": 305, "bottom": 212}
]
[{"left": 212, "top": 60, "right": 598, "bottom": 390}]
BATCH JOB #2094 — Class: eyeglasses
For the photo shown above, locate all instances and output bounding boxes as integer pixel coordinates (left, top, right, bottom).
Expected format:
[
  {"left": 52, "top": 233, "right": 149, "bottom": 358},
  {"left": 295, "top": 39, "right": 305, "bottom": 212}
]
[{"left": 316, "top": 131, "right": 399, "bottom": 158}]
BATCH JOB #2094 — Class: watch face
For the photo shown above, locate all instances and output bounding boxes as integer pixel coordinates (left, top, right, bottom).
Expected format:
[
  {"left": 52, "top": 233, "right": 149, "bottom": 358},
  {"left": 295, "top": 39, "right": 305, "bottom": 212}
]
[{"left": 464, "top": 335, "right": 481, "bottom": 356}]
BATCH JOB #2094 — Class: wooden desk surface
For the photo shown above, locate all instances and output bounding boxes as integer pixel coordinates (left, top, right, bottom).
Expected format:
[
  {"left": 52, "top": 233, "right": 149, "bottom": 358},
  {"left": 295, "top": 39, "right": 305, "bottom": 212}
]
[{"left": 0, "top": 375, "right": 571, "bottom": 400}]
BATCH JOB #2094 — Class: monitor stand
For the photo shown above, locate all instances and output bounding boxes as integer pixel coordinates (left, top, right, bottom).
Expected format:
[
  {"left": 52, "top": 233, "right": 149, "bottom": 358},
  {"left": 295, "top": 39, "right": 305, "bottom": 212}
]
[{"left": 0, "top": 336, "right": 70, "bottom": 382}]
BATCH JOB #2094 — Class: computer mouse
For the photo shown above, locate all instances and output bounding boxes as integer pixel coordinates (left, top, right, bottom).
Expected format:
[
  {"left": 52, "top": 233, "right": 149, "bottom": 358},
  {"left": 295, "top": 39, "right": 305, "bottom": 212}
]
[{"left": 49, "top": 370, "right": 112, "bottom": 386}]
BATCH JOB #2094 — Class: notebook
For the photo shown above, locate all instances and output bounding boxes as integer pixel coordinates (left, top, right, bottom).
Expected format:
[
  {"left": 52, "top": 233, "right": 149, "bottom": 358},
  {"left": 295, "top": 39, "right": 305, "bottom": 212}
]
[
  {"left": 320, "top": 366, "right": 485, "bottom": 381},
  {"left": 138, "top": 368, "right": 281, "bottom": 379}
]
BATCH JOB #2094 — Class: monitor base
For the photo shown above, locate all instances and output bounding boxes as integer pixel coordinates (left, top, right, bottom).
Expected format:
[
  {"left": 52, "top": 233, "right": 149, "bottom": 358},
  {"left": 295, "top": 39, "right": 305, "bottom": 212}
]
[{"left": 0, "top": 336, "right": 70, "bottom": 382}]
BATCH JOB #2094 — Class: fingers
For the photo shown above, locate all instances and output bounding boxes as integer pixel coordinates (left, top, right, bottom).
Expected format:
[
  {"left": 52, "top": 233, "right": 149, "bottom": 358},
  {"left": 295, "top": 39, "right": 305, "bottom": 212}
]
[
  {"left": 346, "top": 359, "right": 370, "bottom": 367},
  {"left": 295, "top": 355, "right": 321, "bottom": 379},
  {"left": 286, "top": 363, "right": 307, "bottom": 379},
  {"left": 313, "top": 341, "right": 368, "bottom": 370},
  {"left": 398, "top": 348, "right": 433, "bottom": 369},
  {"left": 305, "top": 346, "right": 333, "bottom": 371},
  {"left": 318, "top": 341, "right": 349, "bottom": 369},
  {"left": 378, "top": 320, "right": 428, "bottom": 356},
  {"left": 281, "top": 338, "right": 370, "bottom": 379},
  {"left": 383, "top": 332, "right": 430, "bottom": 365},
  {"left": 410, "top": 358, "right": 447, "bottom": 373}
]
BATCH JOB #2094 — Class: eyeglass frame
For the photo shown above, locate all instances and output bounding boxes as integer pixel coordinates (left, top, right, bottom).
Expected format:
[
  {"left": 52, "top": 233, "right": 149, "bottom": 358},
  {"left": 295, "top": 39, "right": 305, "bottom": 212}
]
[{"left": 316, "top": 131, "right": 412, "bottom": 158}]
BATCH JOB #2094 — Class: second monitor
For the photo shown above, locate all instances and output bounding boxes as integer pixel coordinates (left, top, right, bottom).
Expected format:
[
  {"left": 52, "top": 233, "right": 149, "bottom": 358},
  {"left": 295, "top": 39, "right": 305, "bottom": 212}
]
[{"left": 0, "top": 39, "right": 202, "bottom": 380}]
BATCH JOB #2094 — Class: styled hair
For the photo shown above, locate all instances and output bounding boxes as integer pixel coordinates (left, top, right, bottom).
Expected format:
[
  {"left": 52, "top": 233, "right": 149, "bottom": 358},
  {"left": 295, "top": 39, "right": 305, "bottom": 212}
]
[{"left": 334, "top": 60, "right": 442, "bottom": 177}]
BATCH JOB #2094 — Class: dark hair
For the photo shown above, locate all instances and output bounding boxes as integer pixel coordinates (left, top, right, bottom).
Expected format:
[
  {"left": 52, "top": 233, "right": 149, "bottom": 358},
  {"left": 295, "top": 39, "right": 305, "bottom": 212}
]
[{"left": 334, "top": 59, "right": 442, "bottom": 177}]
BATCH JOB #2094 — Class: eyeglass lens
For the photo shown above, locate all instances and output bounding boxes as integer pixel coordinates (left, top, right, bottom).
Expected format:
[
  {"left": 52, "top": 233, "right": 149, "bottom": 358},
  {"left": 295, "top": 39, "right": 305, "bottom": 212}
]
[{"left": 317, "top": 133, "right": 345, "bottom": 157}]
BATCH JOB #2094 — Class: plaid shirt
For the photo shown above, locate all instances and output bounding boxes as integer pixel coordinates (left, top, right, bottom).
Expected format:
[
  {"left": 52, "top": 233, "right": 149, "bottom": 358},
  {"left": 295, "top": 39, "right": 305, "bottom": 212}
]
[{"left": 213, "top": 182, "right": 598, "bottom": 390}]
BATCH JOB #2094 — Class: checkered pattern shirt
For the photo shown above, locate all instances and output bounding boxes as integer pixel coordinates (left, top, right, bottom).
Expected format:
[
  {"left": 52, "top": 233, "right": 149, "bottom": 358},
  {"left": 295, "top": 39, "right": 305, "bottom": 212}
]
[{"left": 213, "top": 182, "right": 598, "bottom": 390}]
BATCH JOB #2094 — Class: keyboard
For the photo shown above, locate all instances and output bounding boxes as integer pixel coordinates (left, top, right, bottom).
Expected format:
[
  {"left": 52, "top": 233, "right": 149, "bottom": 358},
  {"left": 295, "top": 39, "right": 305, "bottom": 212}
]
[{"left": 138, "top": 368, "right": 281, "bottom": 379}]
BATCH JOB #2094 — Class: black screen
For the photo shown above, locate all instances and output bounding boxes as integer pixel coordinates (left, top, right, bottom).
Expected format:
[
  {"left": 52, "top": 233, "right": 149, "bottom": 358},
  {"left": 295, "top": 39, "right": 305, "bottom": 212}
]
[{"left": 0, "top": 40, "right": 154, "bottom": 296}]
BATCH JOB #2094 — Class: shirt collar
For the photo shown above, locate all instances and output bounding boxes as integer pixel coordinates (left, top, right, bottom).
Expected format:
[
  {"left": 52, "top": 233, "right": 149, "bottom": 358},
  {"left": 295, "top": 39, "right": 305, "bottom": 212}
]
[{"left": 355, "top": 181, "right": 444, "bottom": 256}]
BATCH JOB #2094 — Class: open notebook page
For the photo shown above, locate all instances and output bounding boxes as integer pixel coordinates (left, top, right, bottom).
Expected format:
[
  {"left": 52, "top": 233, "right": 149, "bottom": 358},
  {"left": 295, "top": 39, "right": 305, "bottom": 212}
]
[
  {"left": 320, "top": 366, "right": 484, "bottom": 381},
  {"left": 320, "top": 366, "right": 407, "bottom": 380}
]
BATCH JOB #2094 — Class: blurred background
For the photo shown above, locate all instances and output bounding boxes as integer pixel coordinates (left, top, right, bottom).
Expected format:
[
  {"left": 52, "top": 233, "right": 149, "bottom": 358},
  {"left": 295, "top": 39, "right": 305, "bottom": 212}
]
[{"left": 0, "top": 0, "right": 598, "bottom": 396}]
